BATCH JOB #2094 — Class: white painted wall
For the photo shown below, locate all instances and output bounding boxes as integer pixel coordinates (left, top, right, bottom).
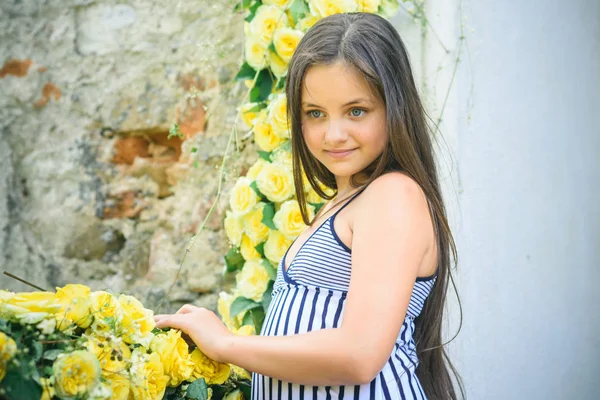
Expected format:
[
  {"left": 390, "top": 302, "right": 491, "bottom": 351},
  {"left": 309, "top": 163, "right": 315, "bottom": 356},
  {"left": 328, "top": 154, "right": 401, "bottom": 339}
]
[{"left": 400, "top": 0, "right": 600, "bottom": 398}]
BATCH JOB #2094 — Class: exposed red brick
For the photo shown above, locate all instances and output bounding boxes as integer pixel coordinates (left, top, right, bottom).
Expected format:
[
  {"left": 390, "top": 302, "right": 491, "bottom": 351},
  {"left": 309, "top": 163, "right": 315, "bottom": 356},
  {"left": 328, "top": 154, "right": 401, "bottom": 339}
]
[
  {"left": 34, "top": 82, "right": 61, "bottom": 108},
  {"left": 37, "top": 66, "right": 48, "bottom": 73},
  {"left": 149, "top": 132, "right": 183, "bottom": 162},
  {"left": 112, "top": 137, "right": 150, "bottom": 165},
  {"left": 177, "top": 98, "right": 206, "bottom": 138},
  {"left": 102, "top": 190, "right": 145, "bottom": 219},
  {"left": 179, "top": 73, "right": 206, "bottom": 92},
  {"left": 0, "top": 58, "right": 32, "bottom": 78}
]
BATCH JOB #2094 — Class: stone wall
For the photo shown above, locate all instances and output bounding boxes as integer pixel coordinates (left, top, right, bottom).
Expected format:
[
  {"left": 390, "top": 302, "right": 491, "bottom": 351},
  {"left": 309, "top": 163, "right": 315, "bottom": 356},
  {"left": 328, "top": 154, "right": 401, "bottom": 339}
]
[{"left": 0, "top": 0, "right": 255, "bottom": 312}]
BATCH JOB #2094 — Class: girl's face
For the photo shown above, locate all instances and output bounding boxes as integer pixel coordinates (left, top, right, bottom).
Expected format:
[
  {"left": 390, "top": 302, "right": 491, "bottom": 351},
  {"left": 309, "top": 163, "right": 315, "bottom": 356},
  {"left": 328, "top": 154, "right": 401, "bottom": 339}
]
[{"left": 300, "top": 62, "right": 387, "bottom": 185}]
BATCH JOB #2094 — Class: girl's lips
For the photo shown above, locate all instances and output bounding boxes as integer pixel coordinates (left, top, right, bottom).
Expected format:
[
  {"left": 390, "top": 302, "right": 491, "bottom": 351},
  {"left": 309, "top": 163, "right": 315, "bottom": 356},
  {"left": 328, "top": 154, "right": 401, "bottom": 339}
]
[{"left": 325, "top": 149, "right": 356, "bottom": 159}]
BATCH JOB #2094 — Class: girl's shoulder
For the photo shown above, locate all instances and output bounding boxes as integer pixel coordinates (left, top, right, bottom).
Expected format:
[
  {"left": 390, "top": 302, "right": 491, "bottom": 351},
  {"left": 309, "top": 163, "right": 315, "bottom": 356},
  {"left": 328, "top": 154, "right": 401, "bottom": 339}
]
[{"left": 360, "top": 171, "right": 426, "bottom": 206}]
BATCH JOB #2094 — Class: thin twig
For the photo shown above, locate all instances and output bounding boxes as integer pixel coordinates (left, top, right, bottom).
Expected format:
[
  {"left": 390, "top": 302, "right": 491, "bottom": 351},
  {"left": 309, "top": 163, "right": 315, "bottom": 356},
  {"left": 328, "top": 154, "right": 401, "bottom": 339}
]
[{"left": 3, "top": 271, "right": 48, "bottom": 292}]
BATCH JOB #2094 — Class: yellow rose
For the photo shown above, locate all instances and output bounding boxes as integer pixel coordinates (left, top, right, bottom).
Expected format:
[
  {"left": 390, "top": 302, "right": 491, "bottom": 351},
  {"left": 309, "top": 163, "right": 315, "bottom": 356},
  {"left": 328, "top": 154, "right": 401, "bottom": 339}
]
[
  {"left": 241, "top": 103, "right": 261, "bottom": 128},
  {"left": 150, "top": 330, "right": 195, "bottom": 386},
  {"left": 243, "top": 203, "right": 271, "bottom": 243},
  {"left": 262, "top": 0, "right": 292, "bottom": 7},
  {"left": 87, "top": 380, "right": 112, "bottom": 400},
  {"left": 267, "top": 93, "right": 290, "bottom": 139},
  {"left": 273, "top": 28, "right": 303, "bottom": 63},
  {"left": 268, "top": 49, "right": 288, "bottom": 78},
  {"left": 40, "top": 377, "right": 56, "bottom": 400},
  {"left": 55, "top": 284, "right": 93, "bottom": 331},
  {"left": 0, "top": 331, "right": 16, "bottom": 381},
  {"left": 357, "top": 0, "right": 381, "bottom": 13},
  {"left": 378, "top": 0, "right": 400, "bottom": 18},
  {"left": 217, "top": 291, "right": 241, "bottom": 331},
  {"left": 244, "top": 36, "right": 268, "bottom": 71},
  {"left": 271, "top": 147, "right": 293, "bottom": 170},
  {"left": 224, "top": 389, "right": 245, "bottom": 400},
  {"left": 250, "top": 5, "right": 290, "bottom": 46},
  {"left": 240, "top": 234, "right": 262, "bottom": 261},
  {"left": 1, "top": 291, "right": 61, "bottom": 324},
  {"left": 89, "top": 291, "right": 122, "bottom": 334},
  {"left": 118, "top": 294, "right": 155, "bottom": 347},
  {"left": 309, "top": 0, "right": 357, "bottom": 17},
  {"left": 264, "top": 229, "right": 293, "bottom": 265},
  {"left": 254, "top": 119, "right": 285, "bottom": 152},
  {"left": 246, "top": 158, "right": 268, "bottom": 181},
  {"left": 36, "top": 318, "right": 57, "bottom": 335},
  {"left": 236, "top": 259, "right": 271, "bottom": 302},
  {"left": 229, "top": 177, "right": 259, "bottom": 216},
  {"left": 230, "top": 364, "right": 252, "bottom": 380},
  {"left": 189, "top": 348, "right": 231, "bottom": 385},
  {"left": 53, "top": 350, "right": 101, "bottom": 398},
  {"left": 85, "top": 335, "right": 130, "bottom": 400},
  {"left": 296, "top": 14, "right": 320, "bottom": 32},
  {"left": 235, "top": 325, "right": 256, "bottom": 336},
  {"left": 256, "top": 162, "right": 294, "bottom": 203},
  {"left": 128, "top": 348, "right": 169, "bottom": 400},
  {"left": 224, "top": 211, "right": 244, "bottom": 247},
  {"left": 106, "top": 374, "right": 129, "bottom": 400},
  {"left": 306, "top": 185, "right": 327, "bottom": 204},
  {"left": 273, "top": 200, "right": 314, "bottom": 239}
]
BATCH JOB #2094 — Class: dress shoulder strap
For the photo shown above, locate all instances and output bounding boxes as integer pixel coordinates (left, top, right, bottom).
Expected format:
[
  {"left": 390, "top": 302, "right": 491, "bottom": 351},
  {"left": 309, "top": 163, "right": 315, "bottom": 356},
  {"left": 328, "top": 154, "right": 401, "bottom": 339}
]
[{"left": 331, "top": 185, "right": 368, "bottom": 217}]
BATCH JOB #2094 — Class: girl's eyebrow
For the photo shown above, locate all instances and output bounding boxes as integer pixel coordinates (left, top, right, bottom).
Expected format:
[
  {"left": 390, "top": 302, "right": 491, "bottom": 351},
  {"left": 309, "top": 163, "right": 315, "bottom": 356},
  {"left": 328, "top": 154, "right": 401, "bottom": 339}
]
[{"left": 302, "top": 98, "right": 373, "bottom": 108}]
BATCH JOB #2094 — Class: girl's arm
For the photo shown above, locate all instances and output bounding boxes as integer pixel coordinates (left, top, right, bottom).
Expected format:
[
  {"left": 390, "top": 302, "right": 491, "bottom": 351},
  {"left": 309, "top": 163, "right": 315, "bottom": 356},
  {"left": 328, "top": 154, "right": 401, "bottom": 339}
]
[{"left": 155, "top": 172, "right": 433, "bottom": 386}]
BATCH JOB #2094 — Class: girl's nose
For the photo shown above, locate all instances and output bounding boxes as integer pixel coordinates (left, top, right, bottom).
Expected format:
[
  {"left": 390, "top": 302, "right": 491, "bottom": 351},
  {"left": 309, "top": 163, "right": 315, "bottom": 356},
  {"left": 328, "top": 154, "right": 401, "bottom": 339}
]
[{"left": 325, "top": 120, "right": 348, "bottom": 144}]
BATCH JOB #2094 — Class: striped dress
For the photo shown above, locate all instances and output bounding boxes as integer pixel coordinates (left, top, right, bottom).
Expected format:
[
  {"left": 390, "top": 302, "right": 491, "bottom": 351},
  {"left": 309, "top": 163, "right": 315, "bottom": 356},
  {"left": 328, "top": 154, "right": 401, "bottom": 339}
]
[{"left": 252, "top": 189, "right": 436, "bottom": 400}]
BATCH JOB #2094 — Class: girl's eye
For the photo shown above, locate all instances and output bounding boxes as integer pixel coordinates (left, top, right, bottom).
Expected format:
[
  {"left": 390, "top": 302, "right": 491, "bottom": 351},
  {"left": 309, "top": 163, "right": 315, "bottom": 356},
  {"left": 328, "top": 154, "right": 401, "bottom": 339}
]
[
  {"left": 350, "top": 108, "right": 366, "bottom": 117},
  {"left": 308, "top": 110, "right": 323, "bottom": 118}
]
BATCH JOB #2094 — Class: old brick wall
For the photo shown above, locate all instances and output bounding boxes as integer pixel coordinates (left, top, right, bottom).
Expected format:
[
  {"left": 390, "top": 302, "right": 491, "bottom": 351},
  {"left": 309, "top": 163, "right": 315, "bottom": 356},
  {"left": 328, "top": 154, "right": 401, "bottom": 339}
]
[{"left": 0, "top": 0, "right": 254, "bottom": 312}]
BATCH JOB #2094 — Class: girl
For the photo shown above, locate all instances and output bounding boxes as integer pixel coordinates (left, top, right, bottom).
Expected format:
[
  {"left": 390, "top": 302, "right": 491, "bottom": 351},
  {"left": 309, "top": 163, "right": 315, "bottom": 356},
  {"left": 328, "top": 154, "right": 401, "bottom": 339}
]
[{"left": 155, "top": 12, "right": 463, "bottom": 400}]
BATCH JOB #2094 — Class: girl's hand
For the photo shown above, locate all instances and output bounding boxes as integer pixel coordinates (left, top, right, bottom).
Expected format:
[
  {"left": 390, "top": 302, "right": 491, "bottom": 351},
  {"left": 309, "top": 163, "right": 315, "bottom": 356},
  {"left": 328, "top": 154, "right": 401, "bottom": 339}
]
[{"left": 154, "top": 304, "right": 233, "bottom": 363}]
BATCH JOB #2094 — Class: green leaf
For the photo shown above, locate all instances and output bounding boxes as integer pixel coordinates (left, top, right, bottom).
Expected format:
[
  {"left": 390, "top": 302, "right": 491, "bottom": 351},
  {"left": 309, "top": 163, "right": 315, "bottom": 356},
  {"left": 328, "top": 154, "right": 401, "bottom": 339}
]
[
  {"left": 250, "top": 85, "right": 262, "bottom": 103},
  {"left": 262, "top": 259, "right": 277, "bottom": 281},
  {"left": 224, "top": 247, "right": 245, "bottom": 273},
  {"left": 311, "top": 202, "right": 325, "bottom": 215},
  {"left": 250, "top": 307, "right": 266, "bottom": 333},
  {"left": 32, "top": 341, "right": 43, "bottom": 361},
  {"left": 230, "top": 297, "right": 261, "bottom": 318},
  {"left": 191, "top": 147, "right": 197, "bottom": 153},
  {"left": 257, "top": 150, "right": 271, "bottom": 161},
  {"left": 280, "top": 140, "right": 292, "bottom": 152},
  {"left": 255, "top": 242, "right": 265, "bottom": 258},
  {"left": 250, "top": 69, "right": 274, "bottom": 103},
  {"left": 258, "top": 69, "right": 274, "bottom": 101},
  {"left": 290, "top": 0, "right": 309, "bottom": 24},
  {"left": 262, "top": 280, "right": 275, "bottom": 311},
  {"left": 210, "top": 385, "right": 228, "bottom": 399},
  {"left": 42, "top": 349, "right": 62, "bottom": 361},
  {"left": 261, "top": 202, "right": 276, "bottom": 230},
  {"left": 244, "top": 1, "right": 261, "bottom": 22},
  {"left": 234, "top": 0, "right": 253, "bottom": 12},
  {"left": 186, "top": 378, "right": 209, "bottom": 400},
  {"left": 235, "top": 62, "right": 257, "bottom": 81},
  {"left": 240, "top": 381, "right": 253, "bottom": 399},
  {"left": 0, "top": 368, "right": 42, "bottom": 400},
  {"left": 268, "top": 41, "right": 277, "bottom": 54},
  {"left": 168, "top": 123, "right": 183, "bottom": 139},
  {"left": 241, "top": 310, "right": 254, "bottom": 327},
  {"left": 246, "top": 103, "right": 268, "bottom": 113},
  {"left": 249, "top": 180, "right": 265, "bottom": 199},
  {"left": 275, "top": 77, "right": 286, "bottom": 90}
]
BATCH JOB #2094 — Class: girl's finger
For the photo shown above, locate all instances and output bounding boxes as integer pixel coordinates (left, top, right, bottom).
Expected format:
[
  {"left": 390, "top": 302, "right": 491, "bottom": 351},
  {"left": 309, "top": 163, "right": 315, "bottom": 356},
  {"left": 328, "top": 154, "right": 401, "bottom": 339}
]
[{"left": 176, "top": 304, "right": 197, "bottom": 315}]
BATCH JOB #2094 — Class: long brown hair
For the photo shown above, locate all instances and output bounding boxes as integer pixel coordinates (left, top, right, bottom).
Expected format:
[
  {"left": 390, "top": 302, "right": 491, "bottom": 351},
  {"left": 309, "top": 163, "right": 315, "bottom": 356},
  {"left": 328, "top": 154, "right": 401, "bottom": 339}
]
[{"left": 285, "top": 12, "right": 464, "bottom": 399}]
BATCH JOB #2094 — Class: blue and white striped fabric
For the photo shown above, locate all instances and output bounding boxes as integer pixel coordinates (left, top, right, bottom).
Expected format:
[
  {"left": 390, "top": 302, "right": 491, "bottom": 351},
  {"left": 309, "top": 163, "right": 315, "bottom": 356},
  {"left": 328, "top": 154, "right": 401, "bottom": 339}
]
[{"left": 252, "top": 190, "right": 436, "bottom": 400}]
